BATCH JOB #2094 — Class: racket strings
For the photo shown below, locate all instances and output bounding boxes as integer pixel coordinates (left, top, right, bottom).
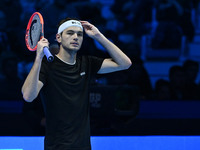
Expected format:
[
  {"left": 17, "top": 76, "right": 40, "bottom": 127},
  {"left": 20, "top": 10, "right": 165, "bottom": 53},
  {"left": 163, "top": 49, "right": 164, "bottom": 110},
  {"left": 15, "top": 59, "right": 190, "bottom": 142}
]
[
  {"left": 30, "top": 19, "right": 37, "bottom": 46},
  {"left": 27, "top": 14, "right": 42, "bottom": 49}
]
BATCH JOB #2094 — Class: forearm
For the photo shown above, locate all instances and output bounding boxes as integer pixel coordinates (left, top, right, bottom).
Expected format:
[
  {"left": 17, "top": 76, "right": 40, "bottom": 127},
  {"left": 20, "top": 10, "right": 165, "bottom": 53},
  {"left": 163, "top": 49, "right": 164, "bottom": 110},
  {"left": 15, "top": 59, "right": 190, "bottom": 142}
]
[
  {"left": 94, "top": 33, "right": 132, "bottom": 69},
  {"left": 21, "top": 57, "right": 43, "bottom": 102}
]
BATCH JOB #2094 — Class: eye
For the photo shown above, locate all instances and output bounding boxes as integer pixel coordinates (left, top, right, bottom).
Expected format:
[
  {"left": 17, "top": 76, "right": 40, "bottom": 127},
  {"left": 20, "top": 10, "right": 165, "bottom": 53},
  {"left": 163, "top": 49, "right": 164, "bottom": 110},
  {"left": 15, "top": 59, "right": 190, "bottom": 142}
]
[
  {"left": 78, "top": 33, "right": 83, "bottom": 37},
  {"left": 67, "top": 32, "right": 74, "bottom": 35}
]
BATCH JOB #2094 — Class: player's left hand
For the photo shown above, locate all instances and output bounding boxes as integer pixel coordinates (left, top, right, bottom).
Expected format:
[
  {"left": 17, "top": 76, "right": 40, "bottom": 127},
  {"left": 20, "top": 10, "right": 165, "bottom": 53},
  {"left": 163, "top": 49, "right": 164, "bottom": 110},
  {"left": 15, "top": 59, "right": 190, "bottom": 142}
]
[{"left": 80, "top": 21, "right": 101, "bottom": 39}]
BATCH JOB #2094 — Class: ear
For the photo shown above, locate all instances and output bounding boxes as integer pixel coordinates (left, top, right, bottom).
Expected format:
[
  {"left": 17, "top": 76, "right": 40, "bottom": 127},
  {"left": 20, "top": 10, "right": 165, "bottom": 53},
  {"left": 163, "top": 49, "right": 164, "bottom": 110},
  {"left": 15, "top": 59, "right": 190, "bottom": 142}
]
[{"left": 56, "top": 34, "right": 61, "bottom": 43}]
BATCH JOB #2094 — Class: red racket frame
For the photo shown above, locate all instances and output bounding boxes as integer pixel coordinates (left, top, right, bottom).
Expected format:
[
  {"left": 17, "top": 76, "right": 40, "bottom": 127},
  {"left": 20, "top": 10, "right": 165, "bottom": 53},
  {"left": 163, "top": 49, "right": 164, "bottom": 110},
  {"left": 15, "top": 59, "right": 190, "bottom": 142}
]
[{"left": 25, "top": 12, "right": 44, "bottom": 51}]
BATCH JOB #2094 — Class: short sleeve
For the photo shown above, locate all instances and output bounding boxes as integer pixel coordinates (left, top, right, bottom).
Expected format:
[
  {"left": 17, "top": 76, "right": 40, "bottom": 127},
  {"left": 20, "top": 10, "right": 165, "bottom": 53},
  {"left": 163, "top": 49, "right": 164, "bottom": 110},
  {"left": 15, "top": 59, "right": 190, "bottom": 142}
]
[{"left": 88, "top": 56, "right": 104, "bottom": 74}]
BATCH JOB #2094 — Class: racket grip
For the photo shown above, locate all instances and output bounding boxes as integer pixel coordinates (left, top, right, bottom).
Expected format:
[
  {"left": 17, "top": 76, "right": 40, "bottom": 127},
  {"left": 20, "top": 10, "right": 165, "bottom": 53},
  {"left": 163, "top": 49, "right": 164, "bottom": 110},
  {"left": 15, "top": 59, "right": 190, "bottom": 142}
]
[{"left": 43, "top": 47, "right": 54, "bottom": 62}]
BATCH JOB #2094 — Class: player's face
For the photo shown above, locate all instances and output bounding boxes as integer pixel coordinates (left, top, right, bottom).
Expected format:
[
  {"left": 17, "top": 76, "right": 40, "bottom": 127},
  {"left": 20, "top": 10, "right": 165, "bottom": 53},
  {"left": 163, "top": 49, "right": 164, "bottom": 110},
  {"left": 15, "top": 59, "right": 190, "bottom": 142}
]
[{"left": 59, "top": 26, "right": 83, "bottom": 52}]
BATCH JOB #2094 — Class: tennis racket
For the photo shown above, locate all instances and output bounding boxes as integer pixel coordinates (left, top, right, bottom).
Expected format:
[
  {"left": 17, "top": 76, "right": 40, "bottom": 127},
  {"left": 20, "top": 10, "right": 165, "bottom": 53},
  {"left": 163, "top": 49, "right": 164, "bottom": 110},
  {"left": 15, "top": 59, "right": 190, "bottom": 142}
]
[{"left": 25, "top": 12, "right": 54, "bottom": 62}]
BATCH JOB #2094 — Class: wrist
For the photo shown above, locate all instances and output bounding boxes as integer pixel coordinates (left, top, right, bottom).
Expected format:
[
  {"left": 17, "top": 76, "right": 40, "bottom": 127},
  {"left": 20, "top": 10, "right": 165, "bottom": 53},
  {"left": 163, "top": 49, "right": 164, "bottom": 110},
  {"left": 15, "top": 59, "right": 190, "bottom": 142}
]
[
  {"left": 35, "top": 54, "right": 44, "bottom": 62},
  {"left": 93, "top": 32, "right": 104, "bottom": 41},
  {"left": 94, "top": 33, "right": 109, "bottom": 45}
]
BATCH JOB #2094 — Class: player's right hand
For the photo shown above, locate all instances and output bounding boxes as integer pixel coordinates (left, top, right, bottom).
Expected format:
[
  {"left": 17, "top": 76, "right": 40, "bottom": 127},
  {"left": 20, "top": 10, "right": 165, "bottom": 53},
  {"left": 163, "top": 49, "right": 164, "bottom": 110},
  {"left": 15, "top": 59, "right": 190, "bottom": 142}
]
[{"left": 37, "top": 38, "right": 49, "bottom": 59}]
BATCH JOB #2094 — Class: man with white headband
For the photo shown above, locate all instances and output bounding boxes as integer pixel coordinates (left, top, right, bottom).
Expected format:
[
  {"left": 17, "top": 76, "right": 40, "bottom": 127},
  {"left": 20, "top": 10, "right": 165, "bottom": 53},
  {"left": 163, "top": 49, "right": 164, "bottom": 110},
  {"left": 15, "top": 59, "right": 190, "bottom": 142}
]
[{"left": 22, "top": 17, "right": 132, "bottom": 150}]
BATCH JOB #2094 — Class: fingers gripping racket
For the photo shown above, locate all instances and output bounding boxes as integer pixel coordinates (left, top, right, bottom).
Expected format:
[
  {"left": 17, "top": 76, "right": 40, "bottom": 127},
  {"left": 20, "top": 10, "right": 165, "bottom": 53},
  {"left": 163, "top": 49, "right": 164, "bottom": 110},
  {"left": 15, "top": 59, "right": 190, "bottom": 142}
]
[{"left": 25, "top": 12, "right": 54, "bottom": 62}]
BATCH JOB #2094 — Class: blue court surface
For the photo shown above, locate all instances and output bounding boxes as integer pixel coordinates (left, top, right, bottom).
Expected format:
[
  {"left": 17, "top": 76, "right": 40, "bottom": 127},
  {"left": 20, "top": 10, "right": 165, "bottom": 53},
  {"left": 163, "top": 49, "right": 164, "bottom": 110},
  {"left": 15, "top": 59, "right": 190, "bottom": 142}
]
[{"left": 0, "top": 136, "right": 199, "bottom": 150}]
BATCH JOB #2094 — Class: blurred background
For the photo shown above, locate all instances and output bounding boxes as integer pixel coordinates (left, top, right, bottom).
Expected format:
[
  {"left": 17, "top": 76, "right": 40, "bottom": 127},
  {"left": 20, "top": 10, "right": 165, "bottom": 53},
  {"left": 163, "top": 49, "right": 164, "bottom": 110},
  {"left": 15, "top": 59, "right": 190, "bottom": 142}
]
[{"left": 0, "top": 0, "right": 200, "bottom": 136}]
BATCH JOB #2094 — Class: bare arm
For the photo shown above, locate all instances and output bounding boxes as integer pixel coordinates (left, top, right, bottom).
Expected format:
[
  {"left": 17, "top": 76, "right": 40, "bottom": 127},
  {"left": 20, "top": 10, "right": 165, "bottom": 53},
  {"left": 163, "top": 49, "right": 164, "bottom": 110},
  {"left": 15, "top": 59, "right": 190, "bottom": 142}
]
[
  {"left": 81, "top": 21, "right": 132, "bottom": 74},
  {"left": 21, "top": 38, "right": 48, "bottom": 102}
]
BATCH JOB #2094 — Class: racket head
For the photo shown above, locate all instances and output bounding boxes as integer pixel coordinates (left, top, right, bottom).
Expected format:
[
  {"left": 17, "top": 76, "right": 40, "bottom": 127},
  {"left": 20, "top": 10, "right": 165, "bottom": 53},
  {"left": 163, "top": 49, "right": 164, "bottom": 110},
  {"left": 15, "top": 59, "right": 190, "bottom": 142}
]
[{"left": 25, "top": 12, "right": 44, "bottom": 51}]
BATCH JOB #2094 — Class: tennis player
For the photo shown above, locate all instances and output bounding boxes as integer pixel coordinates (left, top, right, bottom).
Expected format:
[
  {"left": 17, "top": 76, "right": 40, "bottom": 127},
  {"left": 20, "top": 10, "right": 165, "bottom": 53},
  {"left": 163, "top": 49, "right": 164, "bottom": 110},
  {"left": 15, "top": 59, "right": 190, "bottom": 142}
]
[{"left": 21, "top": 18, "right": 132, "bottom": 150}]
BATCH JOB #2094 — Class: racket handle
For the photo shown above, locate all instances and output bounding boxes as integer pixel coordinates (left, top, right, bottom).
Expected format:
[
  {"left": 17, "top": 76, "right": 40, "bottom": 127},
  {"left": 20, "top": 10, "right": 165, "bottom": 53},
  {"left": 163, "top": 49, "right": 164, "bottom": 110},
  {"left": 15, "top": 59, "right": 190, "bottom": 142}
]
[{"left": 43, "top": 47, "right": 54, "bottom": 62}]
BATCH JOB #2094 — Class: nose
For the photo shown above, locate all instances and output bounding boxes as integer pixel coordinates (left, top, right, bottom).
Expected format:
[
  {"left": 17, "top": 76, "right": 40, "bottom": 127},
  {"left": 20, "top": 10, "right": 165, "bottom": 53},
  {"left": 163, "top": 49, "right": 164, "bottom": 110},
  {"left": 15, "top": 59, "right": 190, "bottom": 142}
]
[{"left": 73, "top": 33, "right": 78, "bottom": 41}]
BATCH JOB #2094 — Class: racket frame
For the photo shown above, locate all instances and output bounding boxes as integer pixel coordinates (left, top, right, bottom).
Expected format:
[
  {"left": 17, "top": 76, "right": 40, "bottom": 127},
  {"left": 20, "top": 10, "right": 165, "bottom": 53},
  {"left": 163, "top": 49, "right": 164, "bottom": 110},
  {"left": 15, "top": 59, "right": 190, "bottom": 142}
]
[{"left": 25, "top": 12, "right": 44, "bottom": 51}]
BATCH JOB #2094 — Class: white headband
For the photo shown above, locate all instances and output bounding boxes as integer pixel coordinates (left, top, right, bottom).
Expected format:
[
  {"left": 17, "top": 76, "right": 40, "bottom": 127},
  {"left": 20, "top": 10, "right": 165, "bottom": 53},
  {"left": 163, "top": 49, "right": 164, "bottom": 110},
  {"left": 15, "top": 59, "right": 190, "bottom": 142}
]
[{"left": 57, "top": 20, "right": 83, "bottom": 34}]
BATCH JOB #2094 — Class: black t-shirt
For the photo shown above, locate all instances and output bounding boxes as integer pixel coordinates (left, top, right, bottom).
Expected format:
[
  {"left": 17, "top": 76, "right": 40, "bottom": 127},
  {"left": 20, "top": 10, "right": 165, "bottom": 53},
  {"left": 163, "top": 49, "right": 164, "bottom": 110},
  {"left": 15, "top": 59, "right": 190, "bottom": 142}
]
[{"left": 39, "top": 55, "right": 104, "bottom": 150}]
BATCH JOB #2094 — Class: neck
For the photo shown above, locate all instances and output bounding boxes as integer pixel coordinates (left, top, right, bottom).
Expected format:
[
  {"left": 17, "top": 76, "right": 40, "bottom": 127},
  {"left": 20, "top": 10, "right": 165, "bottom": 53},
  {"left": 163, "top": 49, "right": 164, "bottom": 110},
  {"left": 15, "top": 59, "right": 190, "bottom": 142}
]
[{"left": 56, "top": 47, "right": 77, "bottom": 64}]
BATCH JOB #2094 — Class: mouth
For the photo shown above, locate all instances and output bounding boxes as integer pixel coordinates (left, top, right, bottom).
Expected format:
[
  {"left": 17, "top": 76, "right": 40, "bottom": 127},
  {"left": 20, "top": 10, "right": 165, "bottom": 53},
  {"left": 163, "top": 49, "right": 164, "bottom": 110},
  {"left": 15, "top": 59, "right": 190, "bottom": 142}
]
[{"left": 70, "top": 42, "right": 79, "bottom": 47}]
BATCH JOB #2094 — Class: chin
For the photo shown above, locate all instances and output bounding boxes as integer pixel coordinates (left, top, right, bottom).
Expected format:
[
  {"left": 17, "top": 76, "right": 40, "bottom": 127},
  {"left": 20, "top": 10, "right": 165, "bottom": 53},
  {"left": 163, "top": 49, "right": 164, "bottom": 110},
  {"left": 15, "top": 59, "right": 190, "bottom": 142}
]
[
  {"left": 72, "top": 47, "right": 80, "bottom": 51},
  {"left": 68, "top": 47, "right": 80, "bottom": 52}
]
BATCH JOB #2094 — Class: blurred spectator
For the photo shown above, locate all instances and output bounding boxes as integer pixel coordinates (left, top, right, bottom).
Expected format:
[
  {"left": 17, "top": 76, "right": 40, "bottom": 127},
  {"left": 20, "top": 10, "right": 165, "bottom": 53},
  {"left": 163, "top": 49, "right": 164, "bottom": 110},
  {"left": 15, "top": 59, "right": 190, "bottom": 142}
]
[
  {"left": 151, "top": 21, "right": 183, "bottom": 49},
  {"left": 128, "top": 57, "right": 153, "bottom": 100},
  {"left": 106, "top": 57, "right": 152, "bottom": 100},
  {"left": 110, "top": 0, "right": 154, "bottom": 37},
  {"left": 183, "top": 60, "right": 200, "bottom": 100},
  {"left": 0, "top": 56, "right": 23, "bottom": 100},
  {"left": 76, "top": 2, "right": 106, "bottom": 25},
  {"left": 0, "top": 0, "right": 24, "bottom": 57},
  {"left": 107, "top": 0, "right": 126, "bottom": 33},
  {"left": 155, "top": 0, "right": 194, "bottom": 43},
  {"left": 176, "top": 0, "right": 196, "bottom": 42},
  {"left": 176, "top": 10, "right": 195, "bottom": 42},
  {"left": 156, "top": 0, "right": 183, "bottom": 22},
  {"left": 34, "top": 0, "right": 53, "bottom": 11},
  {"left": 169, "top": 65, "right": 186, "bottom": 100},
  {"left": 20, "top": 0, "right": 36, "bottom": 22},
  {"left": 0, "top": 0, "right": 22, "bottom": 32},
  {"left": 152, "top": 0, "right": 183, "bottom": 49},
  {"left": 183, "top": 60, "right": 199, "bottom": 84},
  {"left": 154, "top": 79, "right": 171, "bottom": 100},
  {"left": 0, "top": 10, "right": 11, "bottom": 55}
]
